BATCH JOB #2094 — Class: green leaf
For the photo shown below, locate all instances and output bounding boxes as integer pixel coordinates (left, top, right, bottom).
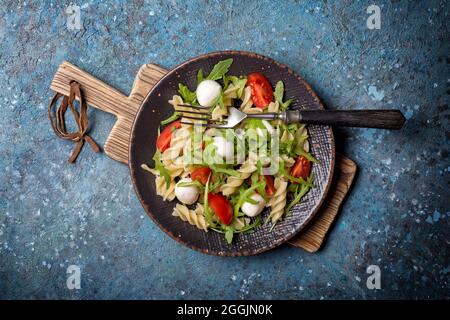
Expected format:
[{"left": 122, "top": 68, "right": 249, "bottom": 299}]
[
  {"left": 282, "top": 99, "right": 293, "bottom": 110},
  {"left": 234, "top": 215, "right": 261, "bottom": 233},
  {"left": 236, "top": 78, "right": 247, "bottom": 98},
  {"left": 295, "top": 148, "right": 319, "bottom": 163},
  {"left": 177, "top": 180, "right": 204, "bottom": 191},
  {"left": 152, "top": 151, "right": 171, "bottom": 188},
  {"left": 223, "top": 74, "right": 229, "bottom": 89},
  {"left": 245, "top": 118, "right": 266, "bottom": 130},
  {"left": 210, "top": 164, "right": 240, "bottom": 177},
  {"left": 178, "top": 83, "right": 196, "bottom": 104},
  {"left": 234, "top": 181, "right": 265, "bottom": 217},
  {"left": 160, "top": 112, "right": 180, "bottom": 125},
  {"left": 285, "top": 176, "right": 313, "bottom": 214},
  {"left": 274, "top": 81, "right": 293, "bottom": 111},
  {"left": 225, "top": 228, "right": 234, "bottom": 244},
  {"left": 227, "top": 76, "right": 247, "bottom": 98},
  {"left": 197, "top": 68, "right": 204, "bottom": 85},
  {"left": 203, "top": 173, "right": 215, "bottom": 227},
  {"left": 274, "top": 81, "right": 284, "bottom": 104},
  {"left": 206, "top": 58, "right": 233, "bottom": 81}
]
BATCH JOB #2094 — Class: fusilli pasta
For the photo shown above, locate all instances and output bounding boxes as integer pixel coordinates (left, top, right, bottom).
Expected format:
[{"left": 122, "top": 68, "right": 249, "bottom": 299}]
[
  {"left": 161, "top": 124, "right": 192, "bottom": 161},
  {"left": 267, "top": 177, "right": 288, "bottom": 224},
  {"left": 172, "top": 203, "right": 208, "bottom": 231},
  {"left": 221, "top": 159, "right": 257, "bottom": 196},
  {"left": 155, "top": 176, "right": 176, "bottom": 201}
]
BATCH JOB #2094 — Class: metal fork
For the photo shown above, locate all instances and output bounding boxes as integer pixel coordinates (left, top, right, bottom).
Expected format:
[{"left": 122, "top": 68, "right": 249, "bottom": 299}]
[{"left": 176, "top": 104, "right": 406, "bottom": 130}]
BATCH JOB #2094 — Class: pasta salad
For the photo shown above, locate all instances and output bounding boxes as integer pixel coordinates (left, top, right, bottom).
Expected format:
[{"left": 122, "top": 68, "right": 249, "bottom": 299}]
[{"left": 142, "top": 59, "right": 317, "bottom": 243}]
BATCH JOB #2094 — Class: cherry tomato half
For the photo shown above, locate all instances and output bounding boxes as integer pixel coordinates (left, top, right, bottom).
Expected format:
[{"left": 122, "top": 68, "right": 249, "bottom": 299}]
[
  {"left": 156, "top": 120, "right": 181, "bottom": 152},
  {"left": 191, "top": 167, "right": 212, "bottom": 185},
  {"left": 246, "top": 73, "right": 273, "bottom": 109},
  {"left": 291, "top": 156, "right": 311, "bottom": 181},
  {"left": 262, "top": 175, "right": 276, "bottom": 197},
  {"left": 208, "top": 193, "right": 233, "bottom": 225}
]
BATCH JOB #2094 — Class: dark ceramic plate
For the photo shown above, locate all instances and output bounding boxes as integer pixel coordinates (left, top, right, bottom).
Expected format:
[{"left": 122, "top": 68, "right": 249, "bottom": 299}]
[{"left": 129, "top": 51, "right": 335, "bottom": 256}]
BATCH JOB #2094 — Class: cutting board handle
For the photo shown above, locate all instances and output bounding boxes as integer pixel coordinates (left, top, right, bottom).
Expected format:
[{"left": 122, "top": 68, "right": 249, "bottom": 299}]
[{"left": 50, "top": 61, "right": 167, "bottom": 163}]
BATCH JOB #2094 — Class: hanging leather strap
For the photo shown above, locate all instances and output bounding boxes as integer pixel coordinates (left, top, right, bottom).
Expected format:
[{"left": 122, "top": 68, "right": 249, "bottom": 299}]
[{"left": 48, "top": 81, "right": 100, "bottom": 163}]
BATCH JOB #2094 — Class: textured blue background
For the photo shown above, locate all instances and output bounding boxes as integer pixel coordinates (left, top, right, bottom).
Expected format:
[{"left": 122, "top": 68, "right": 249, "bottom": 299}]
[{"left": 0, "top": 0, "right": 449, "bottom": 299}]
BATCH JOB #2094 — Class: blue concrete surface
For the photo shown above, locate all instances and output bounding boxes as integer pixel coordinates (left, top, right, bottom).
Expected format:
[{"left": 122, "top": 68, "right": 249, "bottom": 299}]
[{"left": 0, "top": 0, "right": 449, "bottom": 299}]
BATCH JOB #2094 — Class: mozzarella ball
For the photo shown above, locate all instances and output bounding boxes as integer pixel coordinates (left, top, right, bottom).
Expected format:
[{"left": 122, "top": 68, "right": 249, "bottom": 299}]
[
  {"left": 241, "top": 193, "right": 266, "bottom": 217},
  {"left": 175, "top": 178, "right": 199, "bottom": 205},
  {"left": 213, "top": 136, "right": 234, "bottom": 159},
  {"left": 196, "top": 80, "right": 221, "bottom": 107}
]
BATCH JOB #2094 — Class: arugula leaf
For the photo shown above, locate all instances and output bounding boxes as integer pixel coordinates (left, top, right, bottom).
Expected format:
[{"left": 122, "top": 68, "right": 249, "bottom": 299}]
[
  {"left": 206, "top": 58, "right": 233, "bottom": 81},
  {"left": 234, "top": 216, "right": 261, "bottom": 233},
  {"left": 178, "top": 83, "right": 196, "bottom": 104},
  {"left": 285, "top": 176, "right": 314, "bottom": 214},
  {"left": 274, "top": 81, "right": 293, "bottom": 110},
  {"left": 245, "top": 118, "right": 266, "bottom": 130},
  {"left": 203, "top": 173, "right": 215, "bottom": 227},
  {"left": 274, "top": 81, "right": 284, "bottom": 104},
  {"left": 177, "top": 180, "right": 204, "bottom": 191},
  {"left": 225, "top": 227, "right": 234, "bottom": 244},
  {"left": 152, "top": 151, "right": 171, "bottom": 188},
  {"left": 276, "top": 161, "right": 313, "bottom": 187},
  {"left": 210, "top": 164, "right": 240, "bottom": 177},
  {"left": 161, "top": 112, "right": 180, "bottom": 125},
  {"left": 282, "top": 99, "right": 293, "bottom": 110},
  {"left": 223, "top": 74, "right": 229, "bottom": 90},
  {"left": 295, "top": 148, "right": 319, "bottom": 163},
  {"left": 236, "top": 79, "right": 247, "bottom": 98},
  {"left": 197, "top": 68, "right": 204, "bottom": 85},
  {"left": 234, "top": 181, "right": 265, "bottom": 217},
  {"left": 227, "top": 76, "right": 247, "bottom": 98}
]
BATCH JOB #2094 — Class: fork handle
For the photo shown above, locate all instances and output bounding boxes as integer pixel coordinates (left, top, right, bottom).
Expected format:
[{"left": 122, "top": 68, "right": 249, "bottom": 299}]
[{"left": 284, "top": 109, "right": 406, "bottom": 130}]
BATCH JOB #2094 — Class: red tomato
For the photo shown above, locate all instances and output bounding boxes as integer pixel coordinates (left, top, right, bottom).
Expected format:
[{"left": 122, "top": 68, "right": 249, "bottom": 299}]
[
  {"left": 262, "top": 175, "right": 276, "bottom": 197},
  {"left": 246, "top": 73, "right": 273, "bottom": 109},
  {"left": 291, "top": 156, "right": 311, "bottom": 181},
  {"left": 156, "top": 120, "right": 181, "bottom": 152},
  {"left": 208, "top": 193, "right": 233, "bottom": 225},
  {"left": 191, "top": 167, "right": 211, "bottom": 185}
]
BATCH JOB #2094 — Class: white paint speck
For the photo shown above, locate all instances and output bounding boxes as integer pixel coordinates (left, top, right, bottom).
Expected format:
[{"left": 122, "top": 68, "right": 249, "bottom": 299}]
[
  {"left": 381, "top": 158, "right": 392, "bottom": 166},
  {"left": 367, "top": 85, "right": 385, "bottom": 101}
]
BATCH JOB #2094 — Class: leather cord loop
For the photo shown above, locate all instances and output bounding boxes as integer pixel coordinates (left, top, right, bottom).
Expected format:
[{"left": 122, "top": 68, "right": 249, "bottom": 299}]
[{"left": 48, "top": 81, "right": 100, "bottom": 163}]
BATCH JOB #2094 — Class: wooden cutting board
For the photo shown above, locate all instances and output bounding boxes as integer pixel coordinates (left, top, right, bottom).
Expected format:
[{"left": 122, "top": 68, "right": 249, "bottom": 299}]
[{"left": 50, "top": 61, "right": 357, "bottom": 253}]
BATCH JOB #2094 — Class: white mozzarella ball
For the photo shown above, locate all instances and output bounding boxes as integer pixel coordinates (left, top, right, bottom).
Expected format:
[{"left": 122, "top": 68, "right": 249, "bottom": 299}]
[
  {"left": 241, "top": 193, "right": 266, "bottom": 217},
  {"left": 196, "top": 80, "right": 221, "bottom": 107},
  {"left": 175, "top": 178, "right": 199, "bottom": 205},
  {"left": 213, "top": 136, "right": 234, "bottom": 159}
]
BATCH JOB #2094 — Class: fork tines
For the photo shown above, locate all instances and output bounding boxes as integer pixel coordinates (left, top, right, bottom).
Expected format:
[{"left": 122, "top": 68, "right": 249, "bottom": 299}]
[{"left": 175, "top": 103, "right": 211, "bottom": 126}]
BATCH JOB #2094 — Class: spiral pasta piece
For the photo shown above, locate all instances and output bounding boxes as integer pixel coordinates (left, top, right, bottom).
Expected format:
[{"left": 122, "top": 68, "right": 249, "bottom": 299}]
[
  {"left": 220, "top": 159, "right": 257, "bottom": 196},
  {"left": 267, "top": 177, "right": 288, "bottom": 224},
  {"left": 155, "top": 176, "right": 176, "bottom": 201},
  {"left": 223, "top": 83, "right": 238, "bottom": 99},
  {"left": 162, "top": 158, "right": 184, "bottom": 178},
  {"left": 172, "top": 203, "right": 208, "bottom": 231},
  {"left": 281, "top": 154, "right": 295, "bottom": 167},
  {"left": 162, "top": 124, "right": 192, "bottom": 161},
  {"left": 295, "top": 125, "right": 310, "bottom": 152},
  {"left": 169, "top": 95, "right": 184, "bottom": 108}
]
